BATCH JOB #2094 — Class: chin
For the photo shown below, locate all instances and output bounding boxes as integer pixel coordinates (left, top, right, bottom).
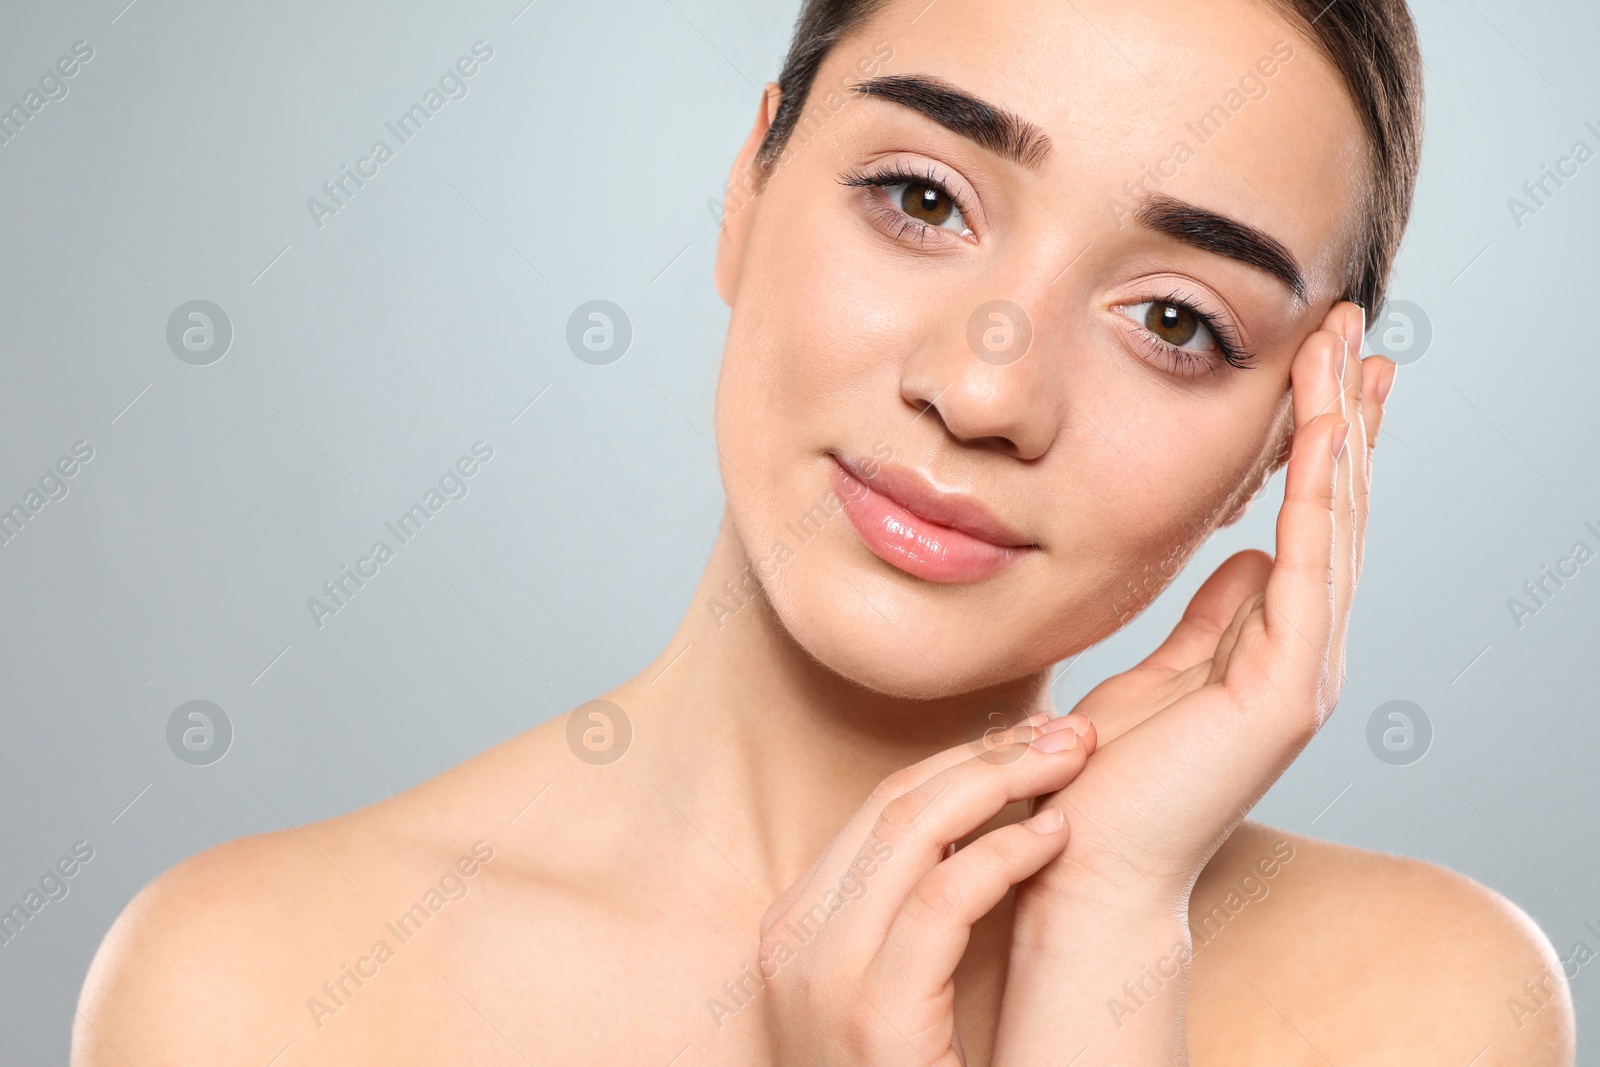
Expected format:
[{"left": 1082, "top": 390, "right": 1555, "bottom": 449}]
[{"left": 756, "top": 533, "right": 1078, "bottom": 701}]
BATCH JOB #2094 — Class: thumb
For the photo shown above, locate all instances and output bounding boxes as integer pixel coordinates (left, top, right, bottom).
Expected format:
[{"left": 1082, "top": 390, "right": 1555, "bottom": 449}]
[{"left": 1139, "top": 549, "right": 1274, "bottom": 672}]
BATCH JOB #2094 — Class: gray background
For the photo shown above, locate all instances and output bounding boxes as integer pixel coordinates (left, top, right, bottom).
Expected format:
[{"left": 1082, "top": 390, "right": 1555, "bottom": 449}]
[{"left": 0, "top": 0, "right": 1595, "bottom": 1061}]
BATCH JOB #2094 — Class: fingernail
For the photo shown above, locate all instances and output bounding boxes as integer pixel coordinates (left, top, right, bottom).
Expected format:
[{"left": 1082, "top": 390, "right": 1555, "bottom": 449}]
[
  {"left": 1031, "top": 726, "right": 1079, "bottom": 752},
  {"left": 1330, "top": 420, "right": 1350, "bottom": 460},
  {"left": 1347, "top": 304, "right": 1366, "bottom": 352},
  {"left": 1333, "top": 336, "right": 1348, "bottom": 385},
  {"left": 1376, "top": 362, "right": 1396, "bottom": 406},
  {"left": 1024, "top": 807, "right": 1065, "bottom": 834}
]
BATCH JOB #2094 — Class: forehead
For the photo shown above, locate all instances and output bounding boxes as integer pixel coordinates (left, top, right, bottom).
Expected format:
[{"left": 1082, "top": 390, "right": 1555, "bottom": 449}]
[{"left": 831, "top": 0, "right": 1369, "bottom": 297}]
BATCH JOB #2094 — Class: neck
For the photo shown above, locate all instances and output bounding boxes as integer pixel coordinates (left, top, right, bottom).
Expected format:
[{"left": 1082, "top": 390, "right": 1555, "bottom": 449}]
[{"left": 606, "top": 510, "right": 1056, "bottom": 897}]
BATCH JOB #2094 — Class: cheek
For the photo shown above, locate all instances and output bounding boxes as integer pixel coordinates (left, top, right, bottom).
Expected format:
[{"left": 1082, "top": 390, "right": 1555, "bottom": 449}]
[
  {"left": 1041, "top": 363, "right": 1281, "bottom": 628},
  {"left": 716, "top": 202, "right": 933, "bottom": 512}
]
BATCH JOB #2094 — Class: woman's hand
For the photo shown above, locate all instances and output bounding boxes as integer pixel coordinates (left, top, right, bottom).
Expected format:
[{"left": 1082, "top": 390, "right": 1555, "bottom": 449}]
[
  {"left": 990, "top": 300, "right": 1396, "bottom": 1063},
  {"left": 758, "top": 713, "right": 1097, "bottom": 1066}
]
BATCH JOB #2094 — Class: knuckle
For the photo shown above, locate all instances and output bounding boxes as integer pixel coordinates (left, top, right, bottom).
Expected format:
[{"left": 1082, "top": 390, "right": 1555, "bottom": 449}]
[
  {"left": 873, "top": 793, "right": 924, "bottom": 846},
  {"left": 869, "top": 767, "right": 920, "bottom": 805},
  {"left": 982, "top": 831, "right": 1022, "bottom": 871},
  {"left": 910, "top": 868, "right": 967, "bottom": 924}
]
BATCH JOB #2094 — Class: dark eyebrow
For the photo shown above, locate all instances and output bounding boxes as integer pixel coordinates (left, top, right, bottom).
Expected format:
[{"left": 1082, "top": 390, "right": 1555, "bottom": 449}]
[
  {"left": 1134, "top": 194, "right": 1307, "bottom": 302},
  {"left": 850, "top": 73, "right": 1053, "bottom": 171},
  {"left": 848, "top": 75, "right": 1305, "bottom": 301}
]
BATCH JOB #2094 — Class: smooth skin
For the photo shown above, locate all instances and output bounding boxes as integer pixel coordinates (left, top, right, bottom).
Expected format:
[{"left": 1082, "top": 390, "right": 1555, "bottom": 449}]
[{"left": 75, "top": 0, "right": 1574, "bottom": 1064}]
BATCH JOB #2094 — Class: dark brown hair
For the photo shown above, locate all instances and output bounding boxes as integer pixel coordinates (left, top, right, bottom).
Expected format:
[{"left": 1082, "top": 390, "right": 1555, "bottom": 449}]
[{"left": 754, "top": 0, "right": 1424, "bottom": 316}]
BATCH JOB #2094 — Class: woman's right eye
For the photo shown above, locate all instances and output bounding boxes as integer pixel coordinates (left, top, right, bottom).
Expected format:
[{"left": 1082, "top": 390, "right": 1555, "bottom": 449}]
[
  {"left": 878, "top": 181, "right": 971, "bottom": 236},
  {"left": 840, "top": 165, "right": 976, "bottom": 242}
]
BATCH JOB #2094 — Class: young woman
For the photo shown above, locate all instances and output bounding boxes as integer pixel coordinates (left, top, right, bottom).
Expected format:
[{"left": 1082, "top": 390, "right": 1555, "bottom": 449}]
[{"left": 74, "top": 0, "right": 1575, "bottom": 1063}]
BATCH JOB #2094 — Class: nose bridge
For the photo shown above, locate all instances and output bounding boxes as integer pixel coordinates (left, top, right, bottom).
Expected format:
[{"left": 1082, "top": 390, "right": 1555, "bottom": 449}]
[{"left": 900, "top": 267, "right": 1065, "bottom": 460}]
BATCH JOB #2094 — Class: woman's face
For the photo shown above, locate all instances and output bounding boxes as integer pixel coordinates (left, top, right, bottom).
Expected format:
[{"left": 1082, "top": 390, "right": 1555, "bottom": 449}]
[{"left": 712, "top": 0, "right": 1368, "bottom": 699}]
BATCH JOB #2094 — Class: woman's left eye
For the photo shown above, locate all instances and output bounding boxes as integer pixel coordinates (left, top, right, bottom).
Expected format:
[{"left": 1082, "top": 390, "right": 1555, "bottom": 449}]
[{"left": 1120, "top": 301, "right": 1219, "bottom": 352}]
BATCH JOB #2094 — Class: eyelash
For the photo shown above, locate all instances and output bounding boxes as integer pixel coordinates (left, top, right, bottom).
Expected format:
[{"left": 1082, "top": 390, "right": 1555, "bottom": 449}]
[
  {"left": 1129, "top": 289, "right": 1258, "bottom": 376},
  {"left": 838, "top": 162, "right": 974, "bottom": 244},
  {"left": 839, "top": 164, "right": 1257, "bottom": 377}
]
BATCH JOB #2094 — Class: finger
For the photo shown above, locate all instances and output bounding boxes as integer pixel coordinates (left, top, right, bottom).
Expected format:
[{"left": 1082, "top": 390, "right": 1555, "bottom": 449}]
[
  {"left": 1206, "top": 589, "right": 1264, "bottom": 686},
  {"left": 1257, "top": 407, "right": 1346, "bottom": 701},
  {"left": 1360, "top": 355, "right": 1393, "bottom": 452},
  {"left": 1333, "top": 305, "right": 1364, "bottom": 654},
  {"left": 1358, "top": 352, "right": 1384, "bottom": 550},
  {"left": 764, "top": 714, "right": 1046, "bottom": 925},
  {"left": 776, "top": 718, "right": 1092, "bottom": 962},
  {"left": 1140, "top": 549, "right": 1274, "bottom": 672},
  {"left": 1289, "top": 310, "right": 1349, "bottom": 434},
  {"left": 866, "top": 806, "right": 1070, "bottom": 999},
  {"left": 1354, "top": 325, "right": 1396, "bottom": 596}
]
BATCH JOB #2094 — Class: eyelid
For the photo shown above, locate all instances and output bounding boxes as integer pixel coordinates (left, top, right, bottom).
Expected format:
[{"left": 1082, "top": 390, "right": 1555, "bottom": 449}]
[
  {"left": 1114, "top": 278, "right": 1257, "bottom": 362},
  {"left": 1109, "top": 290, "right": 1258, "bottom": 376},
  {"left": 1109, "top": 310, "right": 1231, "bottom": 380},
  {"left": 842, "top": 154, "right": 985, "bottom": 240}
]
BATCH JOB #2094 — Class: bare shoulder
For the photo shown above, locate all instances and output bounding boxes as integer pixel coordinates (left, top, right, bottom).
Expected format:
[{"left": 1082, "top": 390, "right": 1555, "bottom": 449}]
[
  {"left": 1187, "top": 820, "right": 1575, "bottom": 1066},
  {"left": 72, "top": 713, "right": 588, "bottom": 1066}
]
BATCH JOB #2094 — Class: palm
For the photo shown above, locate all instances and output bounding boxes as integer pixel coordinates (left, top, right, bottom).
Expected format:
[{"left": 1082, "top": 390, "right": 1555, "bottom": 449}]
[{"left": 1022, "top": 551, "right": 1286, "bottom": 899}]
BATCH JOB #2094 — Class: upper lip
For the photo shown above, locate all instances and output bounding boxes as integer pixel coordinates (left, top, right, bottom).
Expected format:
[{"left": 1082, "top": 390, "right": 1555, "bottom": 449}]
[{"left": 831, "top": 451, "right": 1038, "bottom": 549}]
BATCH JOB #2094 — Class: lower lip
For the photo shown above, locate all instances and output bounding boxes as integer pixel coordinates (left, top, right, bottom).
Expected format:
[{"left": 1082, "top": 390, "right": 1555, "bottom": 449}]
[{"left": 830, "top": 458, "right": 1030, "bottom": 584}]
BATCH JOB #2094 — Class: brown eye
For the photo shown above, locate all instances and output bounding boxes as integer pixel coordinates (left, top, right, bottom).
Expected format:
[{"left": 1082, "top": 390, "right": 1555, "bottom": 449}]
[
  {"left": 898, "top": 183, "right": 954, "bottom": 227},
  {"left": 1123, "top": 300, "right": 1218, "bottom": 352},
  {"left": 1145, "top": 302, "right": 1199, "bottom": 346},
  {"left": 877, "top": 180, "right": 969, "bottom": 235}
]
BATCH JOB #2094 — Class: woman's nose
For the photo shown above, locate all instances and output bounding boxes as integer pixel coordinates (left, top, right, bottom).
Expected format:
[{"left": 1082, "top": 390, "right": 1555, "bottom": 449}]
[{"left": 898, "top": 294, "right": 1064, "bottom": 461}]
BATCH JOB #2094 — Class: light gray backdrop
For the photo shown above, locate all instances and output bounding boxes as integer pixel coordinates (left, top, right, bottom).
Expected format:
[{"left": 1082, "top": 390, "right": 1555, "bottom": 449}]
[{"left": 0, "top": 0, "right": 1596, "bottom": 1062}]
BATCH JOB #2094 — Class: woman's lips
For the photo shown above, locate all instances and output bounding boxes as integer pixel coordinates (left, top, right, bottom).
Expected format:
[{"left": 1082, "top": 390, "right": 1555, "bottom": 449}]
[{"left": 828, "top": 454, "right": 1036, "bottom": 584}]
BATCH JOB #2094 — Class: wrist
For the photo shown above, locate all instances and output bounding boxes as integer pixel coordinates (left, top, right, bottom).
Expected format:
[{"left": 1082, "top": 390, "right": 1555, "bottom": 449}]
[
  {"left": 997, "top": 896, "right": 1194, "bottom": 1066},
  {"left": 1011, "top": 889, "right": 1191, "bottom": 970},
  {"left": 1012, "top": 873, "right": 1190, "bottom": 955}
]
